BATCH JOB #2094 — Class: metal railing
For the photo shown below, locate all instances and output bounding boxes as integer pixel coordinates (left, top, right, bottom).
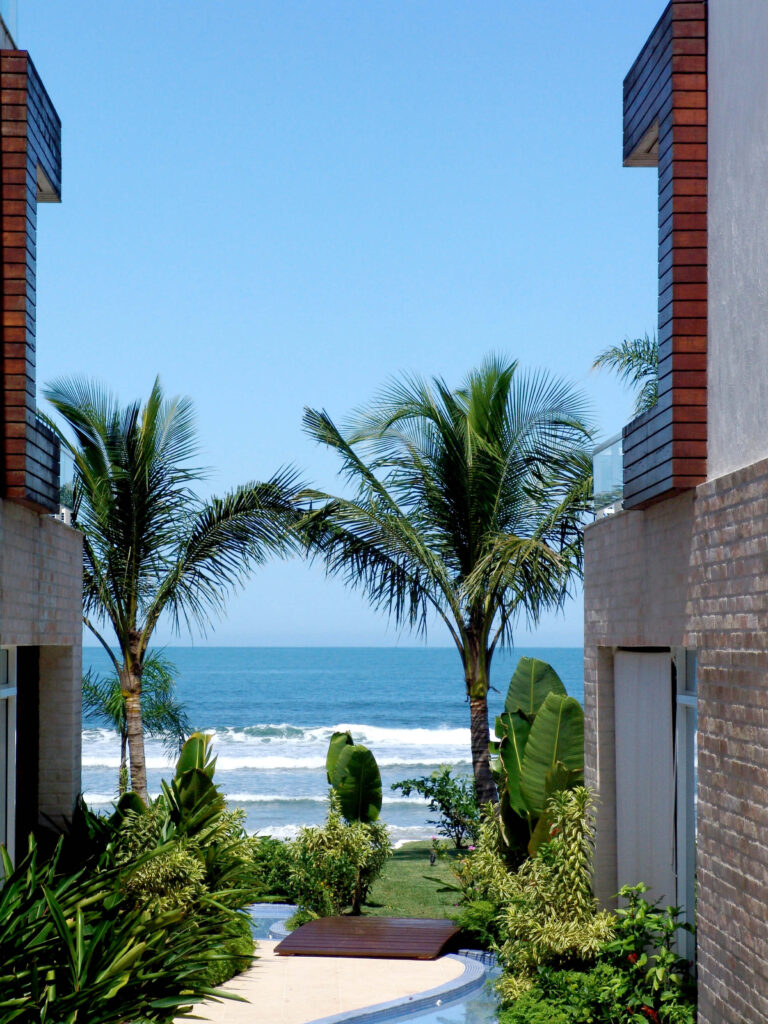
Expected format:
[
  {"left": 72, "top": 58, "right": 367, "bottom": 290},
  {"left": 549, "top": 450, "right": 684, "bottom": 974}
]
[{"left": 593, "top": 433, "right": 623, "bottom": 515}]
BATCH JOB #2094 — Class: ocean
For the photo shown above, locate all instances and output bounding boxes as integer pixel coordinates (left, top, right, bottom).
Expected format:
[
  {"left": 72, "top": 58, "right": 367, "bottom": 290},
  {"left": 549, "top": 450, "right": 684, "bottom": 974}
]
[{"left": 81, "top": 646, "right": 584, "bottom": 844}]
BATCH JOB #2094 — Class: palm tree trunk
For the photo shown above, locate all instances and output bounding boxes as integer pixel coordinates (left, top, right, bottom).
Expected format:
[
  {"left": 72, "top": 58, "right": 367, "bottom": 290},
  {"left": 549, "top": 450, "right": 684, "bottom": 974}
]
[
  {"left": 464, "top": 636, "right": 498, "bottom": 805},
  {"left": 119, "top": 731, "right": 128, "bottom": 795},
  {"left": 121, "top": 651, "right": 148, "bottom": 802},
  {"left": 469, "top": 696, "right": 497, "bottom": 805}
]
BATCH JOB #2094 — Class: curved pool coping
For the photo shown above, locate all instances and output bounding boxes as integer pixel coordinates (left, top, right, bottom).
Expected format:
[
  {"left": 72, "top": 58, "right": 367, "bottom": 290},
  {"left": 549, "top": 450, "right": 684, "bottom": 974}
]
[{"left": 305, "top": 951, "right": 488, "bottom": 1024}]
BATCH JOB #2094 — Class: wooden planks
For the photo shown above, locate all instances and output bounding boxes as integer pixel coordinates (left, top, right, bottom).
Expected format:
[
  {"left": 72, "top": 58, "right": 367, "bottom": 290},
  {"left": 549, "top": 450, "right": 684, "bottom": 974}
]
[
  {"left": 620, "top": 0, "right": 708, "bottom": 509},
  {"left": 0, "top": 50, "right": 61, "bottom": 511},
  {"left": 274, "top": 916, "right": 462, "bottom": 960}
]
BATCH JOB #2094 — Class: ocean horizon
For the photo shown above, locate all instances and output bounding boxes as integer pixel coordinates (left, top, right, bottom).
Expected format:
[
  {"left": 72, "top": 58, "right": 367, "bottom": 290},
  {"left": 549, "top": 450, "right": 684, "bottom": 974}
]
[{"left": 82, "top": 645, "right": 585, "bottom": 843}]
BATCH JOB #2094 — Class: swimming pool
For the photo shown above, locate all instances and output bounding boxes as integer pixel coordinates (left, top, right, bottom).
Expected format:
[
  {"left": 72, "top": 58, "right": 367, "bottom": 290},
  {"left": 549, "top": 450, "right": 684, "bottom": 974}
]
[{"left": 249, "top": 901, "right": 296, "bottom": 939}]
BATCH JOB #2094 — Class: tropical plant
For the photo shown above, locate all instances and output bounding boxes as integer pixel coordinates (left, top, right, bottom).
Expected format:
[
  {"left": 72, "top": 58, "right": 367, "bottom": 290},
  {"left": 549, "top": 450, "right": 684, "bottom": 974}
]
[
  {"left": 0, "top": 832, "right": 245, "bottom": 1022},
  {"left": 303, "top": 356, "right": 593, "bottom": 802},
  {"left": 248, "top": 836, "right": 295, "bottom": 899},
  {"left": 452, "top": 804, "right": 513, "bottom": 947},
  {"left": 592, "top": 333, "right": 659, "bottom": 416},
  {"left": 44, "top": 376, "right": 304, "bottom": 801},
  {"left": 82, "top": 649, "right": 191, "bottom": 794},
  {"left": 289, "top": 792, "right": 392, "bottom": 916},
  {"left": 499, "top": 887, "right": 696, "bottom": 1023},
  {"left": 495, "top": 788, "right": 615, "bottom": 1003},
  {"left": 491, "top": 657, "right": 584, "bottom": 861},
  {"left": 326, "top": 730, "right": 383, "bottom": 824},
  {"left": 392, "top": 767, "right": 479, "bottom": 848}
]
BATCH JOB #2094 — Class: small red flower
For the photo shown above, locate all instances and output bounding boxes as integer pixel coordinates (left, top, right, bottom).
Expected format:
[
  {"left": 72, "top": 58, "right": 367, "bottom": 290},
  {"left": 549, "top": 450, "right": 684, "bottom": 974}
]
[
  {"left": 641, "top": 1007, "right": 659, "bottom": 1023},
  {"left": 627, "top": 952, "right": 638, "bottom": 964}
]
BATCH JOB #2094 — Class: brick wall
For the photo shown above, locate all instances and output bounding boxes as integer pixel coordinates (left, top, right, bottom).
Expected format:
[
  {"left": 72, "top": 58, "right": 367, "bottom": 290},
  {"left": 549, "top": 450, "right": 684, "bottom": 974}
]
[
  {"left": 687, "top": 459, "right": 768, "bottom": 1024},
  {"left": 585, "top": 457, "right": 768, "bottom": 1023},
  {"left": 0, "top": 498, "right": 82, "bottom": 824}
]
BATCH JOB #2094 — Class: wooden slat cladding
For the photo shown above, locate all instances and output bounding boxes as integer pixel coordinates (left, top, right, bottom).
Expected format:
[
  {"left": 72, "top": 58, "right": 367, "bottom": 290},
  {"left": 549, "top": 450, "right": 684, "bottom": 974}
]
[
  {"left": 0, "top": 51, "right": 61, "bottom": 512},
  {"left": 621, "top": 1, "right": 707, "bottom": 509}
]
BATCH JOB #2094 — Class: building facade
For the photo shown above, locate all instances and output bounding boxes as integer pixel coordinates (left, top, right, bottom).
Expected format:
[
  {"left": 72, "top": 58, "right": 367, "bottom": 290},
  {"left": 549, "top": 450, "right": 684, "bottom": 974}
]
[
  {"left": 0, "top": 8, "right": 82, "bottom": 860},
  {"left": 585, "top": 2, "right": 768, "bottom": 1021}
]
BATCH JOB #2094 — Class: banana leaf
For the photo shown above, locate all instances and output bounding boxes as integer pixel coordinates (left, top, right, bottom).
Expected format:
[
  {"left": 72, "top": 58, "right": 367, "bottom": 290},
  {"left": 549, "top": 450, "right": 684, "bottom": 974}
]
[
  {"left": 519, "top": 693, "right": 584, "bottom": 816},
  {"left": 174, "top": 732, "right": 216, "bottom": 781},
  {"left": 504, "top": 657, "right": 567, "bottom": 719},
  {"left": 330, "top": 744, "right": 382, "bottom": 823},
  {"left": 496, "top": 712, "right": 531, "bottom": 817},
  {"left": 326, "top": 730, "right": 354, "bottom": 784},
  {"left": 527, "top": 760, "right": 580, "bottom": 855}
]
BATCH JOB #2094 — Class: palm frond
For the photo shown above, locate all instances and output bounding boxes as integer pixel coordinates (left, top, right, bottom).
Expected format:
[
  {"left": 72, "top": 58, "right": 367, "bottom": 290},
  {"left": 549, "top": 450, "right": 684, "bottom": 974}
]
[
  {"left": 592, "top": 333, "right": 659, "bottom": 415},
  {"left": 303, "top": 357, "right": 593, "bottom": 656}
]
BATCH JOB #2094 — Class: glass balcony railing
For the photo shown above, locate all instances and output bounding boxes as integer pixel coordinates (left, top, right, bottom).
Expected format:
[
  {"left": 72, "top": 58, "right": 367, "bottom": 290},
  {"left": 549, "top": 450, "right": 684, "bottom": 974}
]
[
  {"left": 0, "top": 0, "right": 17, "bottom": 44},
  {"left": 593, "top": 433, "right": 623, "bottom": 514},
  {"left": 58, "top": 448, "right": 75, "bottom": 522}
]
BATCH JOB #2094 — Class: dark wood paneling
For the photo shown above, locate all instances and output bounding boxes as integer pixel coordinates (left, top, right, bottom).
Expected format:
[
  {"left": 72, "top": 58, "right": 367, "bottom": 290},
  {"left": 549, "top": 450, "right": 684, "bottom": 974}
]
[
  {"left": 621, "top": 0, "right": 707, "bottom": 509},
  {"left": 1, "top": 51, "right": 61, "bottom": 512},
  {"left": 275, "top": 917, "right": 462, "bottom": 960}
]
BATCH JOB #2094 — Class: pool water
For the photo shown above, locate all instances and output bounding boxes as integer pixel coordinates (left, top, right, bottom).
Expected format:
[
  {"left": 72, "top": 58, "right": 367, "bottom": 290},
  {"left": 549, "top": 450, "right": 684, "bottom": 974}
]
[
  {"left": 249, "top": 901, "right": 296, "bottom": 939},
  {"left": 382, "top": 970, "right": 500, "bottom": 1024}
]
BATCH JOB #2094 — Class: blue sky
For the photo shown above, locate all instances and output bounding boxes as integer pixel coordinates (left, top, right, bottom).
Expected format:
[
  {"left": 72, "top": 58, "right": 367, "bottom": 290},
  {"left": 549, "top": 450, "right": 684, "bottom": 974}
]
[{"left": 26, "top": 1, "right": 662, "bottom": 647}]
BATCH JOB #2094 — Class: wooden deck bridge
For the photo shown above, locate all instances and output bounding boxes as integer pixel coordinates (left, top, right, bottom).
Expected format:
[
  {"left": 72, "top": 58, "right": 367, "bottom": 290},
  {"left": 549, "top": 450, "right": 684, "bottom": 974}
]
[{"left": 274, "top": 916, "right": 462, "bottom": 960}]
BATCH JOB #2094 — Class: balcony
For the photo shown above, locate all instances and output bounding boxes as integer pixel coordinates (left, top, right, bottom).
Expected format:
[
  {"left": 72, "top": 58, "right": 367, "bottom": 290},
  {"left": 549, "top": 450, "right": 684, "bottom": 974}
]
[{"left": 593, "top": 434, "right": 623, "bottom": 516}]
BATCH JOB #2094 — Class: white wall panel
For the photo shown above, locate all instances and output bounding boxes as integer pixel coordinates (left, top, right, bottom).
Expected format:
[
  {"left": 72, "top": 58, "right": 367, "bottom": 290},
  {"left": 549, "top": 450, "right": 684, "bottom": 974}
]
[{"left": 614, "top": 650, "right": 675, "bottom": 905}]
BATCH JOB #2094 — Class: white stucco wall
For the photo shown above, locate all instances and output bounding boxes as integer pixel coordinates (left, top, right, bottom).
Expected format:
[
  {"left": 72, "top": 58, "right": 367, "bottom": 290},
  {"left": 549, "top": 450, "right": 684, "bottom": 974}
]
[{"left": 707, "top": 1, "right": 768, "bottom": 480}]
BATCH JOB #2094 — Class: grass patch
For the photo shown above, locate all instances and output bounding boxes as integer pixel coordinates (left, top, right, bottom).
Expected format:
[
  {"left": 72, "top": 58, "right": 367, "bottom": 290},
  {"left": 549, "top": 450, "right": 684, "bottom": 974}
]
[{"left": 363, "top": 841, "right": 463, "bottom": 919}]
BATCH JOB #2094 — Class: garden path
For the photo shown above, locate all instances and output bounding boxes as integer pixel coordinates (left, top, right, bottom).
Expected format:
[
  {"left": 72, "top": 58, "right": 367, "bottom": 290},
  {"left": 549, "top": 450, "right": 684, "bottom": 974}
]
[{"left": 184, "top": 940, "right": 464, "bottom": 1024}]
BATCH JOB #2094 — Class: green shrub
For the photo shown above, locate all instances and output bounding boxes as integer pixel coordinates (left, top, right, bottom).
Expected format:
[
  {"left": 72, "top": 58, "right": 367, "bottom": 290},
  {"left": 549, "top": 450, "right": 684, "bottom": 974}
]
[
  {"left": 2, "top": 731, "right": 260, "bottom": 1019},
  {"left": 452, "top": 804, "right": 515, "bottom": 947},
  {"left": 499, "top": 885, "right": 697, "bottom": 1023},
  {"left": 285, "top": 907, "right": 320, "bottom": 930},
  {"left": 290, "top": 792, "right": 391, "bottom": 915},
  {"left": 497, "top": 988, "right": 574, "bottom": 1024},
  {"left": 248, "top": 835, "right": 295, "bottom": 898},
  {"left": 200, "top": 910, "right": 255, "bottom": 988},
  {"left": 496, "top": 788, "right": 614, "bottom": 1002},
  {"left": 391, "top": 767, "right": 479, "bottom": 848},
  {"left": 0, "top": 838, "right": 242, "bottom": 1023}
]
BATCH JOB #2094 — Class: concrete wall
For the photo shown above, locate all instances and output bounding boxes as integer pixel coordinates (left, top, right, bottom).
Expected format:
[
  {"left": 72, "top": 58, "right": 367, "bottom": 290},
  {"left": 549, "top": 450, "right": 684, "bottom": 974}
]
[
  {"left": 585, "top": 457, "right": 768, "bottom": 1023},
  {"left": 707, "top": 0, "right": 768, "bottom": 480},
  {"left": 584, "top": 493, "right": 694, "bottom": 905},
  {"left": 0, "top": 500, "right": 83, "bottom": 823}
]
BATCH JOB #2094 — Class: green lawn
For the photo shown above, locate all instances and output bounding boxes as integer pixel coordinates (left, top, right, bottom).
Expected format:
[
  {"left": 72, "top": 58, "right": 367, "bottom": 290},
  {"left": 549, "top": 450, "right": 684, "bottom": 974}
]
[{"left": 363, "top": 840, "right": 464, "bottom": 919}]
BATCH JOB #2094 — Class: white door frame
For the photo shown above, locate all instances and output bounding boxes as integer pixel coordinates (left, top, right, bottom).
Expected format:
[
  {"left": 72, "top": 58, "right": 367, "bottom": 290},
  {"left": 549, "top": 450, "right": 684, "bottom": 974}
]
[{"left": 0, "top": 647, "right": 17, "bottom": 865}]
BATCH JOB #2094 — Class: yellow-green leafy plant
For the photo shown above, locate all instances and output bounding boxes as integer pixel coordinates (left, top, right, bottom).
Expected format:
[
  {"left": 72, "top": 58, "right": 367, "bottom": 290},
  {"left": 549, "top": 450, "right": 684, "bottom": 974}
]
[
  {"left": 496, "top": 787, "right": 615, "bottom": 1003},
  {"left": 452, "top": 803, "right": 514, "bottom": 946},
  {"left": 289, "top": 792, "right": 391, "bottom": 916}
]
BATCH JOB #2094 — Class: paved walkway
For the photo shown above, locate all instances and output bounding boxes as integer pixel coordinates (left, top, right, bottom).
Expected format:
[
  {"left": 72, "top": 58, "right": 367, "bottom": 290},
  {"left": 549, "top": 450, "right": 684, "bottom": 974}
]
[{"left": 186, "top": 940, "right": 465, "bottom": 1024}]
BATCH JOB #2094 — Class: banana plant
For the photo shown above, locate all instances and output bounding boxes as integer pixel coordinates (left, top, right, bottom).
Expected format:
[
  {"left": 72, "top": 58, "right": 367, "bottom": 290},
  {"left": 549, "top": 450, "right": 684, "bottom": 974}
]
[
  {"left": 325, "top": 733, "right": 382, "bottom": 823},
  {"left": 491, "top": 657, "right": 584, "bottom": 858}
]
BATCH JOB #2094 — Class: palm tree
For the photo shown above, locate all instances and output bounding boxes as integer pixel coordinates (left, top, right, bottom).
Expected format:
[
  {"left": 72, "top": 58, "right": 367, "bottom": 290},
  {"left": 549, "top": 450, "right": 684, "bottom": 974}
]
[
  {"left": 592, "top": 333, "right": 658, "bottom": 415},
  {"left": 302, "top": 356, "right": 593, "bottom": 803},
  {"left": 45, "top": 377, "right": 304, "bottom": 802},
  {"left": 82, "top": 650, "right": 191, "bottom": 795}
]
